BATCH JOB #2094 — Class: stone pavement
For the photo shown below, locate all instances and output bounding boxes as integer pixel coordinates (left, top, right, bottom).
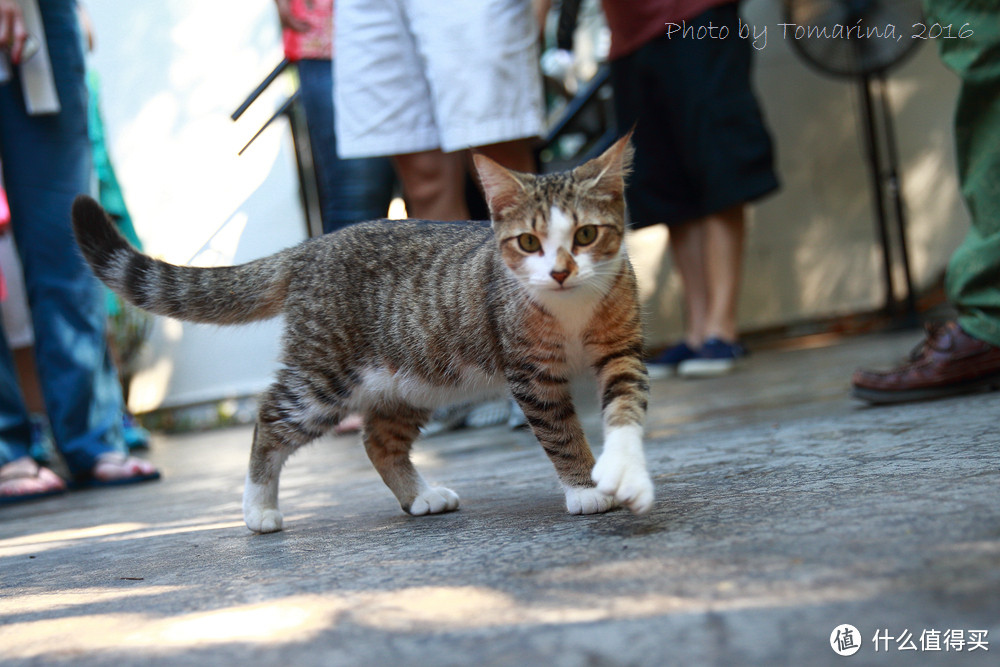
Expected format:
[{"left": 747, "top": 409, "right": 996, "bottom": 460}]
[{"left": 1, "top": 329, "right": 998, "bottom": 666}]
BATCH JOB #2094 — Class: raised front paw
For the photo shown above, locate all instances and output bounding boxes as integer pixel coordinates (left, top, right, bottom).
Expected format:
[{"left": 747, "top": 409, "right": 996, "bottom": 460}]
[
  {"left": 592, "top": 451, "right": 655, "bottom": 515},
  {"left": 564, "top": 486, "right": 618, "bottom": 515},
  {"left": 406, "top": 486, "right": 460, "bottom": 515}
]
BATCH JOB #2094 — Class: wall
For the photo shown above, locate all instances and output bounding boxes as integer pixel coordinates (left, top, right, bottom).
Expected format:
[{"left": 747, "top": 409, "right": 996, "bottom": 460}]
[{"left": 87, "top": 0, "right": 304, "bottom": 412}]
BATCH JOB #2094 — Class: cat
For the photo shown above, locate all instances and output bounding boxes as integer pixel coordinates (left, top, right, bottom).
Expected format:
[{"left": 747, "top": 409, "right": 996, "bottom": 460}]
[{"left": 71, "top": 134, "right": 654, "bottom": 533}]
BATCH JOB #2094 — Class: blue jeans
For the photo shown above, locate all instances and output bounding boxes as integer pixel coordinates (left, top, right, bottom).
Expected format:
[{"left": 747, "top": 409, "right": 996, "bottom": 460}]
[
  {"left": 297, "top": 59, "right": 395, "bottom": 233},
  {"left": 0, "top": 0, "right": 125, "bottom": 473}
]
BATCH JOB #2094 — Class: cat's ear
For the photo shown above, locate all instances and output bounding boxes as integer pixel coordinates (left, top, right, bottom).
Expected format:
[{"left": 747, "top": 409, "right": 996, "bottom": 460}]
[
  {"left": 473, "top": 153, "right": 532, "bottom": 219},
  {"left": 572, "top": 130, "right": 634, "bottom": 197}
]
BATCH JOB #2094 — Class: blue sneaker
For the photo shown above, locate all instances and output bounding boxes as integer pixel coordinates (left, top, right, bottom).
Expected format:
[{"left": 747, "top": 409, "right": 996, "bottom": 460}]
[
  {"left": 677, "top": 338, "right": 747, "bottom": 378},
  {"left": 646, "top": 342, "right": 699, "bottom": 379}
]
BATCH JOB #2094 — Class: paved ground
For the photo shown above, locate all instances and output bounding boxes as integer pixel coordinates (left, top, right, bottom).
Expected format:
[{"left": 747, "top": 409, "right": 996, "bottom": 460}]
[{"left": 1, "top": 329, "right": 999, "bottom": 666}]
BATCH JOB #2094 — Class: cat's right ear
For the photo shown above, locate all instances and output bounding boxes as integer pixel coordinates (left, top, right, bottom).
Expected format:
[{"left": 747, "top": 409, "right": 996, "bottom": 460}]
[
  {"left": 473, "top": 153, "right": 530, "bottom": 219},
  {"left": 572, "top": 130, "right": 634, "bottom": 198}
]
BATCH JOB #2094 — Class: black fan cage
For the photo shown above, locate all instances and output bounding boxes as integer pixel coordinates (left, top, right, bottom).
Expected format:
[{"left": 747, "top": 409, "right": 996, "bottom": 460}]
[{"left": 784, "top": 0, "right": 925, "bottom": 77}]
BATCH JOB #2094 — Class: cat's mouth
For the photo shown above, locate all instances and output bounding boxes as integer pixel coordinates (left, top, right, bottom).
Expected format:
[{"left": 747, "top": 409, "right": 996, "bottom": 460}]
[{"left": 539, "top": 280, "right": 578, "bottom": 293}]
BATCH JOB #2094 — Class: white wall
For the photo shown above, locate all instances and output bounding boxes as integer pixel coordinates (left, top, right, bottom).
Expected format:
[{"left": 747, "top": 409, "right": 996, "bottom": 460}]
[{"left": 87, "top": 0, "right": 305, "bottom": 412}]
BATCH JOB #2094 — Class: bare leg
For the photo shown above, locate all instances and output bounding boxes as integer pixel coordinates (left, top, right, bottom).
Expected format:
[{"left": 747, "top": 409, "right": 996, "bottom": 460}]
[
  {"left": 393, "top": 149, "right": 469, "bottom": 220},
  {"left": 702, "top": 205, "right": 746, "bottom": 342},
  {"left": 362, "top": 404, "right": 459, "bottom": 515},
  {"left": 474, "top": 138, "right": 537, "bottom": 173},
  {"left": 667, "top": 221, "right": 709, "bottom": 347}
]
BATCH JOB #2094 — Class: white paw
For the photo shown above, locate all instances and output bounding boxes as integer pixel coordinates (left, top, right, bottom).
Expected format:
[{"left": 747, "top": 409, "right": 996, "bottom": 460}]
[
  {"left": 592, "top": 444, "right": 655, "bottom": 515},
  {"left": 564, "top": 486, "right": 618, "bottom": 514},
  {"left": 244, "top": 506, "right": 284, "bottom": 533},
  {"left": 407, "top": 486, "right": 460, "bottom": 515},
  {"left": 243, "top": 474, "right": 283, "bottom": 533}
]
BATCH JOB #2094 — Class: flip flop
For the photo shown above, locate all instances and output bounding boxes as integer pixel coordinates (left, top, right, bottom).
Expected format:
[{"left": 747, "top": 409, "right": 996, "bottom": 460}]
[
  {"left": 0, "top": 457, "right": 68, "bottom": 506},
  {"left": 73, "top": 453, "right": 161, "bottom": 489}
]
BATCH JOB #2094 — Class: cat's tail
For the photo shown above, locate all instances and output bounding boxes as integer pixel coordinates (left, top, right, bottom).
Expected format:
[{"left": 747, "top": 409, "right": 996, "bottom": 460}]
[{"left": 72, "top": 195, "right": 291, "bottom": 325}]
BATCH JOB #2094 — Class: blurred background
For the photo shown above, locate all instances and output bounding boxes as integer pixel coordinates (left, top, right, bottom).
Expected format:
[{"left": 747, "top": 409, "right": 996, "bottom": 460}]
[{"left": 83, "top": 0, "right": 966, "bottom": 424}]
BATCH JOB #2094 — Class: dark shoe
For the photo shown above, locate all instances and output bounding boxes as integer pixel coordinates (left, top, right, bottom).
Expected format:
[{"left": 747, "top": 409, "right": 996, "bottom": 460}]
[
  {"left": 852, "top": 321, "right": 1000, "bottom": 404},
  {"left": 647, "top": 342, "right": 699, "bottom": 379},
  {"left": 678, "top": 338, "right": 747, "bottom": 378}
]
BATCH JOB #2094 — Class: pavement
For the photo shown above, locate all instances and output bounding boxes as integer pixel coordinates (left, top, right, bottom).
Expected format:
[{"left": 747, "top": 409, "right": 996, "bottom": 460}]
[{"left": 1, "top": 328, "right": 999, "bottom": 666}]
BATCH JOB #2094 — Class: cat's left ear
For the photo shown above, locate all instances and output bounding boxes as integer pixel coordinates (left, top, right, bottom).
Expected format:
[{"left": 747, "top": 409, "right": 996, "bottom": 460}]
[
  {"left": 473, "top": 153, "right": 532, "bottom": 219},
  {"left": 572, "top": 130, "right": 634, "bottom": 197}
]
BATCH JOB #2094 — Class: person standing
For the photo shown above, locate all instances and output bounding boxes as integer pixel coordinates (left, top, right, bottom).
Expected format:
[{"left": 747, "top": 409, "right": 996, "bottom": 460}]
[
  {"left": 274, "top": 0, "right": 396, "bottom": 234},
  {"left": 0, "top": 0, "right": 158, "bottom": 503},
  {"left": 852, "top": 0, "right": 1000, "bottom": 403},
  {"left": 601, "top": 0, "right": 779, "bottom": 378}
]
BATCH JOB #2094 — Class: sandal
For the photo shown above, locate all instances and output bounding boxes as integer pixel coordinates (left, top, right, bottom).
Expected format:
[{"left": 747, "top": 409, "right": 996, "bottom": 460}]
[
  {"left": 74, "top": 452, "right": 161, "bottom": 488},
  {"left": 0, "top": 456, "right": 68, "bottom": 505}
]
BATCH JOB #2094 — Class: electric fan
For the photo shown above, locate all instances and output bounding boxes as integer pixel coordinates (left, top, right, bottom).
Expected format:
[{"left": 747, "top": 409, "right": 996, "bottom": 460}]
[{"left": 785, "top": 0, "right": 924, "bottom": 319}]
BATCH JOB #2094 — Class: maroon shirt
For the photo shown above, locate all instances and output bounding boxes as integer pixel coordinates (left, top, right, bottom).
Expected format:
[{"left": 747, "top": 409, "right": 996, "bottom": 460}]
[{"left": 601, "top": 0, "right": 735, "bottom": 60}]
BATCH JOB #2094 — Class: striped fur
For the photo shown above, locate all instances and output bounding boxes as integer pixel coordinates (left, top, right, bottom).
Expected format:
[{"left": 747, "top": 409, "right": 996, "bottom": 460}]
[{"left": 72, "top": 135, "right": 654, "bottom": 533}]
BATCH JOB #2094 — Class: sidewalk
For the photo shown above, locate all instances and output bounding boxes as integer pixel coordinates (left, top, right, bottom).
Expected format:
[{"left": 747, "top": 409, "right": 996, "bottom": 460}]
[{"left": 2, "top": 330, "right": 998, "bottom": 666}]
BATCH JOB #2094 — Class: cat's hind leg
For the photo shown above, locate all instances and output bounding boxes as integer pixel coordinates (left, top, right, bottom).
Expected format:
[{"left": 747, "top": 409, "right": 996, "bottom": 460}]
[
  {"left": 244, "top": 376, "right": 341, "bottom": 533},
  {"left": 363, "top": 404, "right": 459, "bottom": 515}
]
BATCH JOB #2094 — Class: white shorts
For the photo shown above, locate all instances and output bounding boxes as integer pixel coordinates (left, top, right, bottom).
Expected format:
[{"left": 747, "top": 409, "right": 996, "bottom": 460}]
[{"left": 334, "top": 0, "right": 545, "bottom": 158}]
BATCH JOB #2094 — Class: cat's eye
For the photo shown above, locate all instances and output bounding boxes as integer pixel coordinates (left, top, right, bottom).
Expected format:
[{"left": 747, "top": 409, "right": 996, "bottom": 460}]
[
  {"left": 574, "top": 225, "right": 598, "bottom": 246},
  {"left": 517, "top": 233, "right": 541, "bottom": 253}
]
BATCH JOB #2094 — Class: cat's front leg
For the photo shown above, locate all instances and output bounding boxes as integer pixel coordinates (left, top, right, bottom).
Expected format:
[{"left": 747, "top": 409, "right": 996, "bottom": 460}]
[
  {"left": 591, "top": 423, "right": 654, "bottom": 514},
  {"left": 507, "top": 368, "right": 616, "bottom": 514},
  {"left": 591, "top": 346, "right": 655, "bottom": 514}
]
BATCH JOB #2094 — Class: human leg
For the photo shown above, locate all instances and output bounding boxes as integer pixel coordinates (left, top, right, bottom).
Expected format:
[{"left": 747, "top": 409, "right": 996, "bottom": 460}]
[
  {"left": 667, "top": 220, "right": 709, "bottom": 347},
  {"left": 297, "top": 58, "right": 395, "bottom": 233},
  {"left": 393, "top": 149, "right": 469, "bottom": 220},
  {"left": 474, "top": 138, "right": 537, "bottom": 174},
  {"left": 0, "top": 0, "right": 153, "bottom": 480},
  {"left": 668, "top": 209, "right": 749, "bottom": 379},
  {"left": 701, "top": 205, "right": 746, "bottom": 343},
  {"left": 852, "top": 0, "right": 1000, "bottom": 403},
  {"left": 931, "top": 0, "right": 1000, "bottom": 348}
]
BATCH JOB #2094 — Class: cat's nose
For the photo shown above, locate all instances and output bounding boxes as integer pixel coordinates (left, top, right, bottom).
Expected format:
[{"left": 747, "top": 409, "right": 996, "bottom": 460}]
[{"left": 550, "top": 269, "right": 570, "bottom": 285}]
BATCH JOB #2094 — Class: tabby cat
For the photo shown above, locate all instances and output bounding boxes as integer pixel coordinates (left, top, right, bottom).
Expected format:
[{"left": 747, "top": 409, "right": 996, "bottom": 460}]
[{"left": 72, "top": 135, "right": 654, "bottom": 533}]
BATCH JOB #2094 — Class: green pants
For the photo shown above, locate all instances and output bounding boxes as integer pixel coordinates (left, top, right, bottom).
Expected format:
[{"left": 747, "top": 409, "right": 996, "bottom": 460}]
[{"left": 926, "top": 0, "right": 1000, "bottom": 346}]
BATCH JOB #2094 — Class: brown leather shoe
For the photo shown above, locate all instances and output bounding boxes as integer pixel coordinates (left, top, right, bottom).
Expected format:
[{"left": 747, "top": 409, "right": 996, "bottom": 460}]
[{"left": 852, "top": 321, "right": 1000, "bottom": 404}]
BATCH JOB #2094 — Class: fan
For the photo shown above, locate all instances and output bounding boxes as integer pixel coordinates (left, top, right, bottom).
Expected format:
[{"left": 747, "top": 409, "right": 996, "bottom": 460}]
[{"left": 785, "top": 0, "right": 924, "bottom": 320}]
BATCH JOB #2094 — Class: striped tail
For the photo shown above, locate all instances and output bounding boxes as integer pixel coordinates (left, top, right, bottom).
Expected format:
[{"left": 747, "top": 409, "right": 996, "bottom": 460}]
[{"left": 72, "top": 195, "right": 292, "bottom": 325}]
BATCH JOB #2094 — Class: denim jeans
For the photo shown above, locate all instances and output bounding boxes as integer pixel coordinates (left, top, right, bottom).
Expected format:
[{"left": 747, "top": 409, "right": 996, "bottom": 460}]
[
  {"left": 297, "top": 58, "right": 395, "bottom": 234},
  {"left": 0, "top": 0, "right": 125, "bottom": 472}
]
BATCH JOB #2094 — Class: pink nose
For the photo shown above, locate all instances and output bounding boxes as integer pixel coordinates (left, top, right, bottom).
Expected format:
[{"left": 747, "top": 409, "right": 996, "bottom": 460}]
[{"left": 551, "top": 269, "right": 570, "bottom": 284}]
